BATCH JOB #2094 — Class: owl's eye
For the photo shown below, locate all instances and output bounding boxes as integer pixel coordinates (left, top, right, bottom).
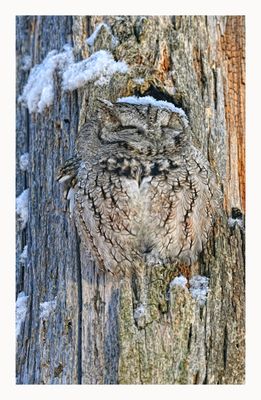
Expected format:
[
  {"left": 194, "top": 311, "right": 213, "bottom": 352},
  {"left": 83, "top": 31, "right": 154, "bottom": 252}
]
[
  {"left": 162, "top": 127, "right": 183, "bottom": 137},
  {"left": 118, "top": 126, "right": 144, "bottom": 135}
]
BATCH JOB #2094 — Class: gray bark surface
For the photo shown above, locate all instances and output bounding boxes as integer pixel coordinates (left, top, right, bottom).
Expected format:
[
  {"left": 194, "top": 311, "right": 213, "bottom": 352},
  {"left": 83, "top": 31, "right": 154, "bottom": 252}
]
[{"left": 16, "top": 16, "right": 245, "bottom": 384}]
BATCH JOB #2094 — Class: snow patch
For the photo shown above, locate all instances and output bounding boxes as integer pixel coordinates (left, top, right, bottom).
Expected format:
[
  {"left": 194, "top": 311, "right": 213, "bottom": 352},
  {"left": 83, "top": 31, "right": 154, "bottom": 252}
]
[
  {"left": 133, "top": 77, "right": 145, "bottom": 85},
  {"left": 19, "top": 245, "right": 28, "bottom": 264},
  {"left": 19, "top": 153, "right": 29, "bottom": 171},
  {"left": 16, "top": 292, "right": 28, "bottom": 337},
  {"left": 117, "top": 95, "right": 188, "bottom": 126},
  {"left": 62, "top": 50, "right": 128, "bottom": 91},
  {"left": 134, "top": 304, "right": 146, "bottom": 320},
  {"left": 21, "top": 55, "right": 32, "bottom": 71},
  {"left": 86, "top": 23, "right": 118, "bottom": 48},
  {"left": 228, "top": 217, "right": 244, "bottom": 230},
  {"left": 19, "top": 46, "right": 74, "bottom": 113},
  {"left": 16, "top": 189, "right": 29, "bottom": 229},
  {"left": 40, "top": 299, "right": 57, "bottom": 319},
  {"left": 86, "top": 23, "right": 105, "bottom": 47},
  {"left": 20, "top": 46, "right": 128, "bottom": 113},
  {"left": 189, "top": 275, "right": 209, "bottom": 306},
  {"left": 170, "top": 275, "right": 188, "bottom": 289}
]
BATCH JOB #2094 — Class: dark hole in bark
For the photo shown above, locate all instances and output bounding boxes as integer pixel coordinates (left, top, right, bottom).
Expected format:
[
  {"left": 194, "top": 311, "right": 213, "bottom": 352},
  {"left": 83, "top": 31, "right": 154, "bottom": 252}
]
[
  {"left": 187, "top": 324, "right": 193, "bottom": 350},
  {"left": 54, "top": 363, "right": 64, "bottom": 377},
  {"left": 193, "top": 371, "right": 200, "bottom": 384},
  {"left": 223, "top": 325, "right": 228, "bottom": 369},
  {"left": 131, "top": 272, "right": 139, "bottom": 305},
  {"left": 231, "top": 207, "right": 243, "bottom": 220}
]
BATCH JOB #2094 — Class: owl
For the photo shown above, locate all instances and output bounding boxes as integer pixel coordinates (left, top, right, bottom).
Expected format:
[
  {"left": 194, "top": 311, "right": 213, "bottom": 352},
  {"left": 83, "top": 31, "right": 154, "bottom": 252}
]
[{"left": 57, "top": 98, "right": 222, "bottom": 275}]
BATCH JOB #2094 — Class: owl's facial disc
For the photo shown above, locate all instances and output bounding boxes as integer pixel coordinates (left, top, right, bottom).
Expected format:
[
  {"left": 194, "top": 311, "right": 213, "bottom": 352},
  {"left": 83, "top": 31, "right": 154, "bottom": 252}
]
[{"left": 97, "top": 100, "right": 186, "bottom": 152}]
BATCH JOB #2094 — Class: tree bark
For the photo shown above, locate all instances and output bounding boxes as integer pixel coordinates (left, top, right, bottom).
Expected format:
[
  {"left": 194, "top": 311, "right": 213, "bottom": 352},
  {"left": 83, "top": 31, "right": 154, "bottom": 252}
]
[{"left": 16, "top": 15, "right": 245, "bottom": 384}]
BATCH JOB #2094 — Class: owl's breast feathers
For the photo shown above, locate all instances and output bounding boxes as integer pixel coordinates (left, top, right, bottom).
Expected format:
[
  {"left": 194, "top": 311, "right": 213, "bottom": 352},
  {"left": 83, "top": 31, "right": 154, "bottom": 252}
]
[
  {"left": 99, "top": 155, "right": 180, "bottom": 185},
  {"left": 57, "top": 148, "right": 221, "bottom": 273}
]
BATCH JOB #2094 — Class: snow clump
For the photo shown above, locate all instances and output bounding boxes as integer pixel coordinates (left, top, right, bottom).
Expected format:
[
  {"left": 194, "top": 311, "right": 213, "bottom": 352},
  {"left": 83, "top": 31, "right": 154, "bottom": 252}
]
[
  {"left": 62, "top": 50, "right": 128, "bottom": 90},
  {"left": 16, "top": 292, "right": 28, "bottom": 337},
  {"left": 16, "top": 189, "right": 29, "bottom": 229},
  {"left": 189, "top": 275, "right": 209, "bottom": 306},
  {"left": 117, "top": 95, "right": 188, "bottom": 126},
  {"left": 19, "top": 153, "right": 29, "bottom": 171},
  {"left": 170, "top": 275, "right": 188, "bottom": 289},
  {"left": 40, "top": 299, "right": 57, "bottom": 319},
  {"left": 19, "top": 245, "right": 28, "bottom": 264},
  {"left": 86, "top": 23, "right": 118, "bottom": 48},
  {"left": 19, "top": 46, "right": 73, "bottom": 113},
  {"left": 20, "top": 46, "right": 128, "bottom": 113}
]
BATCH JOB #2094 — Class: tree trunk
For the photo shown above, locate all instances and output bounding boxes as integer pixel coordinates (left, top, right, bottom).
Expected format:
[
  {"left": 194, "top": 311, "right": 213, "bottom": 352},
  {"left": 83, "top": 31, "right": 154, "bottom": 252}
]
[{"left": 16, "top": 16, "right": 245, "bottom": 384}]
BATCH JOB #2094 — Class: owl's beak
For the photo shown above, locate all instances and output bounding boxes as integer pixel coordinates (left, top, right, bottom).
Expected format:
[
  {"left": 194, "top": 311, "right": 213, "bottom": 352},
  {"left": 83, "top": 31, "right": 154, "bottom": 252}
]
[{"left": 145, "top": 129, "right": 162, "bottom": 140}]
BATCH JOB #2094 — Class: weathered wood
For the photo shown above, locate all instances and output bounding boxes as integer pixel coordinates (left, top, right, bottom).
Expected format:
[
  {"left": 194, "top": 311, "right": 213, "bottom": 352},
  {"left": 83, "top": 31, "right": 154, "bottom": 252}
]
[{"left": 16, "top": 16, "right": 245, "bottom": 384}]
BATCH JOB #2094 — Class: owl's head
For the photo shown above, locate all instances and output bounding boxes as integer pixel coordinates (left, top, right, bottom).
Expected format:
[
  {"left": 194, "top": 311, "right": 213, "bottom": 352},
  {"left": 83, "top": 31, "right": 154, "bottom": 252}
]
[{"left": 96, "top": 97, "right": 188, "bottom": 154}]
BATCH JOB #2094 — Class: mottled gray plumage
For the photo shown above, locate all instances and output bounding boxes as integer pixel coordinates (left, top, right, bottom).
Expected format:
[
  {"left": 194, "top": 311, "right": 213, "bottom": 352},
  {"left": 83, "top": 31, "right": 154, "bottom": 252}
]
[{"left": 58, "top": 99, "right": 222, "bottom": 275}]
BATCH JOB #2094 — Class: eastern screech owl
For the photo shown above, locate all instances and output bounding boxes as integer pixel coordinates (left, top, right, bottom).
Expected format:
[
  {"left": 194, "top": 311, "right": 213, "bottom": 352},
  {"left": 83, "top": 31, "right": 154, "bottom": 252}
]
[{"left": 58, "top": 98, "right": 222, "bottom": 275}]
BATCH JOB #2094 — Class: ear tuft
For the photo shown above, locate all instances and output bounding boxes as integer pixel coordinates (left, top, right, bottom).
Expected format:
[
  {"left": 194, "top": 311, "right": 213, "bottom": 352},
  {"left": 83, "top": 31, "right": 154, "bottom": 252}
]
[{"left": 97, "top": 98, "right": 120, "bottom": 128}]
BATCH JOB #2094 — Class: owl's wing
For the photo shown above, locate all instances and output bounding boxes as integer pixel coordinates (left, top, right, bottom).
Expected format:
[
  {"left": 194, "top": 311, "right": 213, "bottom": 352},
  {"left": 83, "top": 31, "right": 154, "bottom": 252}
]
[
  {"left": 149, "top": 148, "right": 222, "bottom": 265},
  {"left": 73, "top": 164, "right": 142, "bottom": 275}
]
